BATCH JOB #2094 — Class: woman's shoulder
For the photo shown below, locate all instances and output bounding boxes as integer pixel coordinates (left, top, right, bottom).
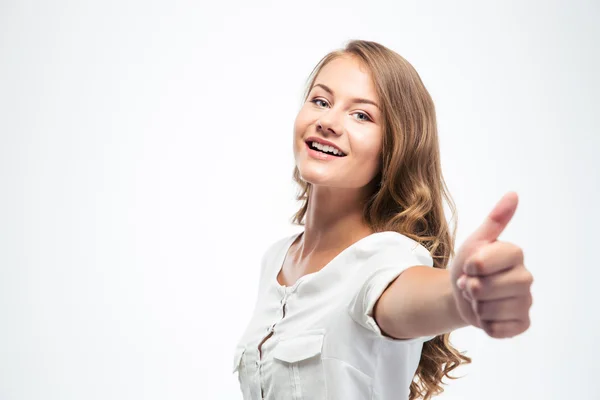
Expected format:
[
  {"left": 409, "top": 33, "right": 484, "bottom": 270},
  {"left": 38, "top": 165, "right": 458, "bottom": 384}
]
[
  {"left": 259, "top": 231, "right": 302, "bottom": 268},
  {"left": 353, "top": 231, "right": 433, "bottom": 268}
]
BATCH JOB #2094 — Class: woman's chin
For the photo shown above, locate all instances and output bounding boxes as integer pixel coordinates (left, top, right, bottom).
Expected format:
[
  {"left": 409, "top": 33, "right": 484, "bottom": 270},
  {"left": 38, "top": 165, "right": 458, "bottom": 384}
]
[{"left": 299, "top": 172, "right": 330, "bottom": 187}]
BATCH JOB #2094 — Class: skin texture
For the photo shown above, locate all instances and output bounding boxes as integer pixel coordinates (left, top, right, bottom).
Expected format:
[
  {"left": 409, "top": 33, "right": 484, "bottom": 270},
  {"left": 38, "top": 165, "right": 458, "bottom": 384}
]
[{"left": 282, "top": 55, "right": 534, "bottom": 340}]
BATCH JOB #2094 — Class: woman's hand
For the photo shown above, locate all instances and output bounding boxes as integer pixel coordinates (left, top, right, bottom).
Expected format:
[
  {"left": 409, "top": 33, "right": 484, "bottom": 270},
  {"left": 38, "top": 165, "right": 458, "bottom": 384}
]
[{"left": 449, "top": 192, "right": 534, "bottom": 338}]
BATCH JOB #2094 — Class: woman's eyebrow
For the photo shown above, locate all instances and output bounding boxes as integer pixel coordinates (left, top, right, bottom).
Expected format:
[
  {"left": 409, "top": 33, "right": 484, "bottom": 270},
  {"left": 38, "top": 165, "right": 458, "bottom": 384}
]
[{"left": 312, "top": 83, "right": 380, "bottom": 109}]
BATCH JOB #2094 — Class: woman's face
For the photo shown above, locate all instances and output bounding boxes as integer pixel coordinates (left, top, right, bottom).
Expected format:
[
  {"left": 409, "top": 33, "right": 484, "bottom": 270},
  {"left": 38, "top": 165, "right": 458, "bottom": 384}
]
[{"left": 293, "top": 55, "right": 383, "bottom": 190}]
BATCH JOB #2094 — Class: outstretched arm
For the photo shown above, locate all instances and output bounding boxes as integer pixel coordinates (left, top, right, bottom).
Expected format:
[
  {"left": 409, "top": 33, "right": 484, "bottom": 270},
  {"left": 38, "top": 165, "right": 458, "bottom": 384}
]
[
  {"left": 375, "top": 192, "right": 534, "bottom": 340},
  {"left": 374, "top": 266, "right": 466, "bottom": 339}
]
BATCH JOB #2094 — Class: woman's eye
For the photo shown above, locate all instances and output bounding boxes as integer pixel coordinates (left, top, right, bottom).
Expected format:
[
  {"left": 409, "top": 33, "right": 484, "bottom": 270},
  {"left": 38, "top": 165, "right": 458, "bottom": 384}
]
[
  {"left": 353, "top": 112, "right": 371, "bottom": 122},
  {"left": 311, "top": 98, "right": 329, "bottom": 108}
]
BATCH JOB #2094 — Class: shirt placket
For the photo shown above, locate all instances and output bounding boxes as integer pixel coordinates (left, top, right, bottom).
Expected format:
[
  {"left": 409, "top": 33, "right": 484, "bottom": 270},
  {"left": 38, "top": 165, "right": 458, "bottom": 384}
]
[{"left": 258, "top": 287, "right": 292, "bottom": 399}]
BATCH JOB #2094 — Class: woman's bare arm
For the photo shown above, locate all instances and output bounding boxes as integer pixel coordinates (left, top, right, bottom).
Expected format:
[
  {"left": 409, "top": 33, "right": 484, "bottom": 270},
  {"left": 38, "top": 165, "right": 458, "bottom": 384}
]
[{"left": 374, "top": 266, "right": 468, "bottom": 339}]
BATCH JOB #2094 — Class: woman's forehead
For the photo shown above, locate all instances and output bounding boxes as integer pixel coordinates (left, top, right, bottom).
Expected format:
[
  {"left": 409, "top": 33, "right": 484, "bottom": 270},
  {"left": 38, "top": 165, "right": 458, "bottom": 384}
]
[{"left": 313, "top": 56, "right": 377, "bottom": 99}]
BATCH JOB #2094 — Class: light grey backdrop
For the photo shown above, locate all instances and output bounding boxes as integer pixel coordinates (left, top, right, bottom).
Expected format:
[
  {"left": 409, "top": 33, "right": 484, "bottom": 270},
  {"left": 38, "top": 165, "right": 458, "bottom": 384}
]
[{"left": 1, "top": 0, "right": 598, "bottom": 399}]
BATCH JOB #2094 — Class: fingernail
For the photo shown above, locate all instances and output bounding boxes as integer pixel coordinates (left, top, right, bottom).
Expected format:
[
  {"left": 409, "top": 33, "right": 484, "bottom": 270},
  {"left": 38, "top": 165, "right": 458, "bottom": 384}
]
[{"left": 456, "top": 275, "right": 466, "bottom": 289}]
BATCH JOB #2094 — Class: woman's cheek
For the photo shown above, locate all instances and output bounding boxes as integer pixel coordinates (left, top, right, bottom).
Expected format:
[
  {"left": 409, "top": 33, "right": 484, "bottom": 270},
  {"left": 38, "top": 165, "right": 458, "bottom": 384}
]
[{"left": 357, "top": 136, "right": 383, "bottom": 176}]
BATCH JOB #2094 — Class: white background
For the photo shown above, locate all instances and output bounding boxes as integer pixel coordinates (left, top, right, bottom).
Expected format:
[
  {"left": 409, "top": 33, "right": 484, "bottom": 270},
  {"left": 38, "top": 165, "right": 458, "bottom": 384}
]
[{"left": 1, "top": 0, "right": 598, "bottom": 399}]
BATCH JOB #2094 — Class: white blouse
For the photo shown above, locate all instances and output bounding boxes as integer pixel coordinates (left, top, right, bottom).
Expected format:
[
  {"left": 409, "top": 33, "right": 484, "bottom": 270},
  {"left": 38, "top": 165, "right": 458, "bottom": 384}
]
[{"left": 233, "top": 231, "right": 436, "bottom": 400}]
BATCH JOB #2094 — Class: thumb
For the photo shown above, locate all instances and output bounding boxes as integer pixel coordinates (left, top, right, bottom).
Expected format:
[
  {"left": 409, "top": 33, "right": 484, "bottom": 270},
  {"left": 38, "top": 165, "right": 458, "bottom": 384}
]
[{"left": 468, "top": 191, "right": 519, "bottom": 243}]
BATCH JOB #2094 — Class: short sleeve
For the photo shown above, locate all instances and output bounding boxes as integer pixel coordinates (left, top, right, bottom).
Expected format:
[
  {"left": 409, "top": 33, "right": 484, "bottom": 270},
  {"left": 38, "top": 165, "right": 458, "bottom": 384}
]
[{"left": 347, "top": 233, "right": 436, "bottom": 343}]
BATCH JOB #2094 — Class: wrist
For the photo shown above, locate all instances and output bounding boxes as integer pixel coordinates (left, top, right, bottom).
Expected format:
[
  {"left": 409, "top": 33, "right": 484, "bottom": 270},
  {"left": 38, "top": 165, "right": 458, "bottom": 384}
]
[{"left": 446, "top": 279, "right": 471, "bottom": 331}]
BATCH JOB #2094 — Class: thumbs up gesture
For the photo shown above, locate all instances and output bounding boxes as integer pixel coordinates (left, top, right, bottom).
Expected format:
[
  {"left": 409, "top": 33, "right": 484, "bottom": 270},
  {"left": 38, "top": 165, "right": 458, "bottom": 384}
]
[{"left": 450, "top": 192, "right": 534, "bottom": 338}]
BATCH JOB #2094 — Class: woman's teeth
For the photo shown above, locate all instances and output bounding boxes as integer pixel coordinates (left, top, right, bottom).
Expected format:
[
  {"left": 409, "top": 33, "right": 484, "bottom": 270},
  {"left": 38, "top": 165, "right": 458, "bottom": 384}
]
[{"left": 310, "top": 141, "right": 344, "bottom": 156}]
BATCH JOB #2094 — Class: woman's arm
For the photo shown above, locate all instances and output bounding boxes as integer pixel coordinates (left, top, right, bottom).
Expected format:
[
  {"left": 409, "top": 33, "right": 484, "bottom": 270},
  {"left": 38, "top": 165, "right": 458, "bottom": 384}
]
[
  {"left": 375, "top": 193, "right": 535, "bottom": 341},
  {"left": 374, "top": 266, "right": 467, "bottom": 339}
]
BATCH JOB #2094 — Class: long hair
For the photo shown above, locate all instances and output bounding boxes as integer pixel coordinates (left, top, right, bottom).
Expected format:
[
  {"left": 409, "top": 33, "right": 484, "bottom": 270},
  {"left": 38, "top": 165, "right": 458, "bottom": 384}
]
[{"left": 291, "top": 40, "right": 471, "bottom": 399}]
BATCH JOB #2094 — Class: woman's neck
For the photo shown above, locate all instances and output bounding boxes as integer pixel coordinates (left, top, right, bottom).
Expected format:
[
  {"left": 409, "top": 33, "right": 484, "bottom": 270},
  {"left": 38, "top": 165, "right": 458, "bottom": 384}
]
[{"left": 297, "top": 184, "right": 374, "bottom": 259}]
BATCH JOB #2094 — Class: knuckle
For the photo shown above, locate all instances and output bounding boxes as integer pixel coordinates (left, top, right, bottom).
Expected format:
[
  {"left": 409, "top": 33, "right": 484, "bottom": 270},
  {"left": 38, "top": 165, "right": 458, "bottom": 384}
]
[
  {"left": 488, "top": 323, "right": 503, "bottom": 338},
  {"left": 511, "top": 319, "right": 530, "bottom": 337},
  {"left": 526, "top": 295, "right": 533, "bottom": 308},
  {"left": 513, "top": 246, "right": 524, "bottom": 262},
  {"left": 514, "top": 320, "right": 529, "bottom": 336},
  {"left": 521, "top": 270, "right": 534, "bottom": 287},
  {"left": 527, "top": 272, "right": 534, "bottom": 286}
]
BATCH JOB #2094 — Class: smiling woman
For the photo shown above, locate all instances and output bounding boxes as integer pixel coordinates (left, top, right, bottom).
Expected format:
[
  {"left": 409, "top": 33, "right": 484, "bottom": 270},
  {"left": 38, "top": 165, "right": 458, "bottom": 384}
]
[
  {"left": 293, "top": 56, "right": 384, "bottom": 189},
  {"left": 233, "top": 40, "right": 533, "bottom": 400}
]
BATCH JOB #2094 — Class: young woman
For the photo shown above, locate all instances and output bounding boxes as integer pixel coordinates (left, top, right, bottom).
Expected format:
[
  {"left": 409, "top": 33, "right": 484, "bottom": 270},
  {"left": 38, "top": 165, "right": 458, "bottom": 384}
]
[{"left": 233, "top": 40, "right": 534, "bottom": 400}]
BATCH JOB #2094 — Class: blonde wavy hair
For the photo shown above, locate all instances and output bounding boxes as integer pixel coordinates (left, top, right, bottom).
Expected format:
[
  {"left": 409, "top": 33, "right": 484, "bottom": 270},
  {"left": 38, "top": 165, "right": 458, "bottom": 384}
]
[{"left": 291, "top": 40, "right": 471, "bottom": 399}]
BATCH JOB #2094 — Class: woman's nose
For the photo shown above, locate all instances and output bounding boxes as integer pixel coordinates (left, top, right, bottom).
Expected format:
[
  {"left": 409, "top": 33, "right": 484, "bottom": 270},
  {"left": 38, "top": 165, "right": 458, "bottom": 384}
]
[{"left": 316, "top": 112, "right": 341, "bottom": 136}]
